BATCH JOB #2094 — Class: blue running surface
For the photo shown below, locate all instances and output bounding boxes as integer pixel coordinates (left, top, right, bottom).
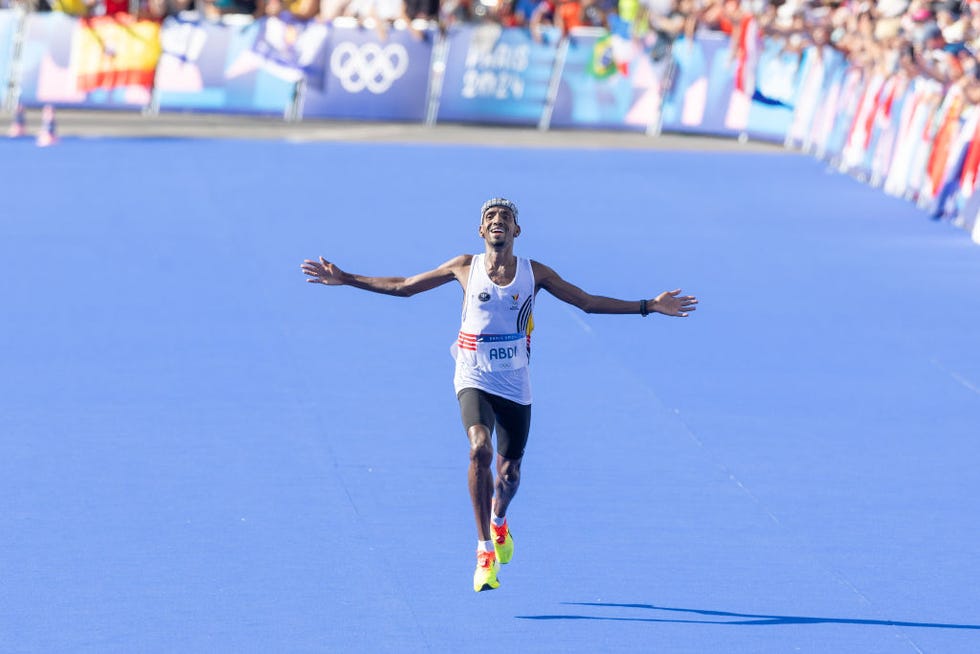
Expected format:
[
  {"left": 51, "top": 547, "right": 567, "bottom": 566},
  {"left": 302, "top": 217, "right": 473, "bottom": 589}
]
[{"left": 2, "top": 138, "right": 979, "bottom": 653}]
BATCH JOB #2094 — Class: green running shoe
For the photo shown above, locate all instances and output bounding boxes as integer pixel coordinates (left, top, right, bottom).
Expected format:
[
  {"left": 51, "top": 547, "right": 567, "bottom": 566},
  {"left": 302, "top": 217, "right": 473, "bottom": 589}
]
[
  {"left": 473, "top": 550, "right": 500, "bottom": 592},
  {"left": 491, "top": 520, "right": 514, "bottom": 564}
]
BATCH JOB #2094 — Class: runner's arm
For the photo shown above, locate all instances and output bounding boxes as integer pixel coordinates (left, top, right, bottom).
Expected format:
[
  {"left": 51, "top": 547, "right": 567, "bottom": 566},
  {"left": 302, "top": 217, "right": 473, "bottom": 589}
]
[
  {"left": 302, "top": 255, "right": 472, "bottom": 297},
  {"left": 532, "top": 261, "right": 697, "bottom": 317}
]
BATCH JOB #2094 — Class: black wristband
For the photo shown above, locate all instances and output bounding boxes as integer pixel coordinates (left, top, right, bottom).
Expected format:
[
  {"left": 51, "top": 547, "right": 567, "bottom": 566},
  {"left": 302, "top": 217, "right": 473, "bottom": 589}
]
[{"left": 640, "top": 299, "right": 648, "bottom": 317}]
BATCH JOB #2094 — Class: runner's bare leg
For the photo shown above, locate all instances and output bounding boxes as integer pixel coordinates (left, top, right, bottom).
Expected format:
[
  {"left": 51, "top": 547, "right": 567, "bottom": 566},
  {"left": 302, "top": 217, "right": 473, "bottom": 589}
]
[
  {"left": 491, "top": 454, "right": 521, "bottom": 519},
  {"left": 467, "top": 425, "right": 494, "bottom": 541}
]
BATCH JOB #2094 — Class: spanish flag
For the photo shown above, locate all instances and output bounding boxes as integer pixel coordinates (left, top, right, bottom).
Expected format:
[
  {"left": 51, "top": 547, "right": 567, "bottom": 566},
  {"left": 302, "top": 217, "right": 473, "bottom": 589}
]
[{"left": 72, "top": 15, "right": 162, "bottom": 92}]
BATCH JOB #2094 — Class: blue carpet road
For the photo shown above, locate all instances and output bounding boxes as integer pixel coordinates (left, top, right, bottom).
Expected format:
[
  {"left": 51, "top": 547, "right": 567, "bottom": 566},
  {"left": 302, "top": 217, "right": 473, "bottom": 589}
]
[{"left": 2, "top": 137, "right": 979, "bottom": 653}]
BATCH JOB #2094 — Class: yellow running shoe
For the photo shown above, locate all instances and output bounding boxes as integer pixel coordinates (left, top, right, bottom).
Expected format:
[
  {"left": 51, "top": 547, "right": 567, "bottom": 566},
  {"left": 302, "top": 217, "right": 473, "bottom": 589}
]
[
  {"left": 491, "top": 520, "right": 514, "bottom": 564},
  {"left": 473, "top": 550, "right": 500, "bottom": 592}
]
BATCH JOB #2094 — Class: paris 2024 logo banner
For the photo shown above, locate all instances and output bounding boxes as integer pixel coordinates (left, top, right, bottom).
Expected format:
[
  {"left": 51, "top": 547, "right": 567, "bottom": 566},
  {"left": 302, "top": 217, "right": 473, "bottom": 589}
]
[
  {"left": 301, "top": 25, "right": 434, "bottom": 121},
  {"left": 437, "top": 24, "right": 560, "bottom": 127}
]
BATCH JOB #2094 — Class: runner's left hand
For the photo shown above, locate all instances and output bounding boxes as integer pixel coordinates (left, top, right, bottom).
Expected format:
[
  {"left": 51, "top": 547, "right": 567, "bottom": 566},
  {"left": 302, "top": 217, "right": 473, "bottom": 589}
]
[{"left": 652, "top": 289, "right": 698, "bottom": 317}]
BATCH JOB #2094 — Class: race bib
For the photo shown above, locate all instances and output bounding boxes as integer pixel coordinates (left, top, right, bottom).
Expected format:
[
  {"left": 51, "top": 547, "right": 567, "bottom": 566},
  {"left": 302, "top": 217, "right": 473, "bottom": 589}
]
[{"left": 454, "top": 332, "right": 528, "bottom": 372}]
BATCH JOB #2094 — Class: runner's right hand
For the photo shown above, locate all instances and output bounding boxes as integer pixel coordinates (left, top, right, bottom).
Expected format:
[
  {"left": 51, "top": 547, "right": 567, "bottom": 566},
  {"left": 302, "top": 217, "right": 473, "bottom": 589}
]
[{"left": 301, "top": 257, "right": 344, "bottom": 285}]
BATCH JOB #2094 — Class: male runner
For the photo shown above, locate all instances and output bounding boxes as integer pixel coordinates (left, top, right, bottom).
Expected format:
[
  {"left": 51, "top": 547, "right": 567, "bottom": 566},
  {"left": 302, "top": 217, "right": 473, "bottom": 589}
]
[{"left": 301, "top": 198, "right": 697, "bottom": 592}]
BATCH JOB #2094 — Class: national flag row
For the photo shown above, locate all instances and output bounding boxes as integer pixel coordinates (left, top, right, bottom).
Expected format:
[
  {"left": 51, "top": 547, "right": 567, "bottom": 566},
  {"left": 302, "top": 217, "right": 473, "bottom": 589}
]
[{"left": 785, "top": 43, "right": 980, "bottom": 243}]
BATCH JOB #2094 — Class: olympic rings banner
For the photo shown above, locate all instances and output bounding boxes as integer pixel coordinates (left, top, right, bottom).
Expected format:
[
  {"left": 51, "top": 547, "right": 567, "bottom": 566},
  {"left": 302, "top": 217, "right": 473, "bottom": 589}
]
[
  {"left": 436, "top": 24, "right": 560, "bottom": 126},
  {"left": 17, "top": 12, "right": 161, "bottom": 107},
  {"left": 154, "top": 15, "right": 322, "bottom": 115},
  {"left": 301, "top": 24, "right": 433, "bottom": 121}
]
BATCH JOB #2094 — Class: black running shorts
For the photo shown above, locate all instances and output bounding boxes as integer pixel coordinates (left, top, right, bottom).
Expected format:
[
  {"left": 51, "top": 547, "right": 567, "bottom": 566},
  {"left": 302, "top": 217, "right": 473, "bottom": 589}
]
[{"left": 457, "top": 388, "right": 531, "bottom": 460}]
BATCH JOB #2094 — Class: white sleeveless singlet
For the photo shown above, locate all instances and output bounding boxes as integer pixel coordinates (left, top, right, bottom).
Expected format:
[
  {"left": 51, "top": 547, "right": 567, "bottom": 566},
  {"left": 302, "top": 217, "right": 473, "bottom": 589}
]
[{"left": 452, "top": 254, "right": 535, "bottom": 405}]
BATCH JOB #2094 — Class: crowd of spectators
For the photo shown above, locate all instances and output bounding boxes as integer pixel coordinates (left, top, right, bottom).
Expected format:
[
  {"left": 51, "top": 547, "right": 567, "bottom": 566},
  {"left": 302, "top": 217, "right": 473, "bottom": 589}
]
[{"left": 5, "top": 0, "right": 980, "bottom": 106}]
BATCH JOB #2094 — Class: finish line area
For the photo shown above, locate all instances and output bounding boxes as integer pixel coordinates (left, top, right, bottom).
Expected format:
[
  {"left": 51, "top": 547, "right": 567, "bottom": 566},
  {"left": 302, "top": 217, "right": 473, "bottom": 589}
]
[{"left": 2, "top": 137, "right": 979, "bottom": 653}]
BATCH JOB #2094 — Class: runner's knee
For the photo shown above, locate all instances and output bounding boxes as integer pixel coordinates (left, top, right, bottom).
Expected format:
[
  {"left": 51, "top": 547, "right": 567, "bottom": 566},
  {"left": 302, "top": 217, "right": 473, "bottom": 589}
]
[{"left": 468, "top": 426, "right": 493, "bottom": 466}]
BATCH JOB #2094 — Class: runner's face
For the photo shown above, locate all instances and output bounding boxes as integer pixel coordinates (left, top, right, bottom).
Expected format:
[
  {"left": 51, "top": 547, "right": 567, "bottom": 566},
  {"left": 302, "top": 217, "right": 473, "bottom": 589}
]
[{"left": 479, "top": 207, "right": 520, "bottom": 246}]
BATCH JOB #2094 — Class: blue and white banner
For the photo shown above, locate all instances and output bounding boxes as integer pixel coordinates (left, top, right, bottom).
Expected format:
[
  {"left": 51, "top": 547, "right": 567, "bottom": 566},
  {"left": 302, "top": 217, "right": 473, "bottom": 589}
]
[
  {"left": 741, "top": 37, "right": 801, "bottom": 140},
  {"left": 657, "top": 34, "right": 803, "bottom": 142},
  {"left": 17, "top": 12, "right": 80, "bottom": 106},
  {"left": 253, "top": 13, "right": 329, "bottom": 91},
  {"left": 302, "top": 25, "right": 433, "bottom": 121},
  {"left": 154, "top": 16, "right": 324, "bottom": 114},
  {"left": 823, "top": 67, "right": 865, "bottom": 160},
  {"left": 786, "top": 45, "right": 846, "bottom": 150},
  {"left": 549, "top": 29, "right": 667, "bottom": 132},
  {"left": 0, "top": 10, "right": 18, "bottom": 108},
  {"left": 659, "top": 35, "right": 728, "bottom": 136},
  {"left": 437, "top": 24, "right": 559, "bottom": 126}
]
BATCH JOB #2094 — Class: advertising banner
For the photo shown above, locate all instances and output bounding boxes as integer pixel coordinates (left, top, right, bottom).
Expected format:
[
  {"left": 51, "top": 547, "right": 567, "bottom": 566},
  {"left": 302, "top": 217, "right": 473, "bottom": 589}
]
[
  {"left": 658, "top": 34, "right": 801, "bottom": 142},
  {"left": 658, "top": 35, "right": 725, "bottom": 136},
  {"left": 302, "top": 25, "right": 433, "bottom": 121},
  {"left": 0, "top": 10, "right": 18, "bottom": 108},
  {"left": 904, "top": 84, "right": 944, "bottom": 199},
  {"left": 807, "top": 61, "right": 849, "bottom": 158},
  {"left": 739, "top": 37, "right": 801, "bottom": 140},
  {"left": 883, "top": 83, "right": 926, "bottom": 197},
  {"left": 821, "top": 67, "right": 865, "bottom": 161},
  {"left": 437, "top": 24, "right": 558, "bottom": 126},
  {"left": 866, "top": 77, "right": 910, "bottom": 185},
  {"left": 954, "top": 108, "right": 980, "bottom": 223},
  {"left": 548, "top": 29, "right": 667, "bottom": 132},
  {"left": 960, "top": 186, "right": 980, "bottom": 236},
  {"left": 17, "top": 12, "right": 159, "bottom": 107},
  {"left": 252, "top": 13, "right": 329, "bottom": 91},
  {"left": 786, "top": 46, "right": 847, "bottom": 151},
  {"left": 154, "top": 16, "right": 324, "bottom": 115},
  {"left": 840, "top": 72, "right": 885, "bottom": 172}
]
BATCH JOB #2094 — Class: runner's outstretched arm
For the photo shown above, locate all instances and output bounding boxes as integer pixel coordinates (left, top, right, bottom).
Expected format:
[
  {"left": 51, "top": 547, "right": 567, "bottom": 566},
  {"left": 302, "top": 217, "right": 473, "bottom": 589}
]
[
  {"left": 532, "top": 261, "right": 697, "bottom": 317},
  {"left": 301, "top": 255, "right": 472, "bottom": 297}
]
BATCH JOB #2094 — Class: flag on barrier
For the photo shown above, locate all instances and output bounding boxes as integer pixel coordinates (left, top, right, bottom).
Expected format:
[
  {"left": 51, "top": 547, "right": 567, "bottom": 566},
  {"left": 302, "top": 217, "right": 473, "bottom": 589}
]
[
  {"left": 251, "top": 14, "right": 328, "bottom": 90},
  {"left": 73, "top": 15, "right": 162, "bottom": 92},
  {"left": 725, "top": 15, "right": 758, "bottom": 131},
  {"left": 922, "top": 89, "right": 965, "bottom": 202}
]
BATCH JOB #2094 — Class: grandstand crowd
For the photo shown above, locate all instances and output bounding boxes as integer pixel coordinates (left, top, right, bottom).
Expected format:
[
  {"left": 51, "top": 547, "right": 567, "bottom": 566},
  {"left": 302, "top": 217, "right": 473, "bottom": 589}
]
[
  {"left": 3, "top": 0, "right": 979, "bottom": 103},
  {"left": 4, "top": 0, "right": 979, "bottom": 230}
]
